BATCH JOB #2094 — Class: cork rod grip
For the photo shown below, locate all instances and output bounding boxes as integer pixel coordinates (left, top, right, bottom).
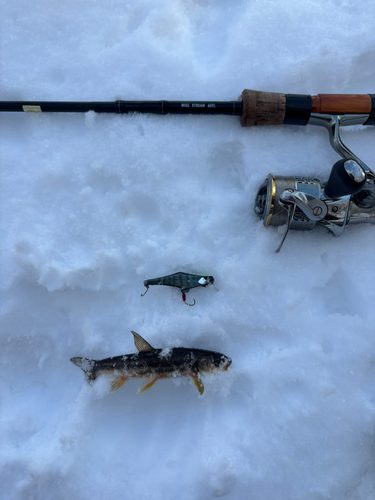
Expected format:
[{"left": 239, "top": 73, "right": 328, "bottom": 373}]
[
  {"left": 241, "top": 90, "right": 286, "bottom": 126},
  {"left": 241, "top": 89, "right": 374, "bottom": 126}
]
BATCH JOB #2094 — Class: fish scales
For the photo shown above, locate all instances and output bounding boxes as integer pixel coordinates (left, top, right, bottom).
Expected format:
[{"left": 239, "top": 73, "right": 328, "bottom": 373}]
[{"left": 93, "top": 348, "right": 202, "bottom": 378}]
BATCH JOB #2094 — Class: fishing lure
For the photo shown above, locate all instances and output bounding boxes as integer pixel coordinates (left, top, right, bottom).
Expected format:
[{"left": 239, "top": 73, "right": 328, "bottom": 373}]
[{"left": 141, "top": 272, "right": 214, "bottom": 306}]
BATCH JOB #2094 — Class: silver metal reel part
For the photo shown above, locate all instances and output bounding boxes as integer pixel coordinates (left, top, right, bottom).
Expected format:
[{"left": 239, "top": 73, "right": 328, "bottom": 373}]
[{"left": 255, "top": 113, "right": 375, "bottom": 252}]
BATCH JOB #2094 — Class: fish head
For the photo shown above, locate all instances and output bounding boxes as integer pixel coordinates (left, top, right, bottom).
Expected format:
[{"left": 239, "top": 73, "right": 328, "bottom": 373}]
[{"left": 194, "top": 352, "right": 232, "bottom": 374}]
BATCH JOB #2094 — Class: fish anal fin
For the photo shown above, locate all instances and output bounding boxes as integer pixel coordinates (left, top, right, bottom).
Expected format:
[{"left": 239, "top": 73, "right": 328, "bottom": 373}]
[
  {"left": 110, "top": 376, "right": 128, "bottom": 393},
  {"left": 138, "top": 378, "right": 158, "bottom": 394},
  {"left": 131, "top": 331, "right": 154, "bottom": 352},
  {"left": 191, "top": 374, "right": 204, "bottom": 395}
]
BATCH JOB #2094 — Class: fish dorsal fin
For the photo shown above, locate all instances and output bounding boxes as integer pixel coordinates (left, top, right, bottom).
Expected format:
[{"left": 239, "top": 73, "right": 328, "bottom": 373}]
[{"left": 131, "top": 331, "right": 154, "bottom": 352}]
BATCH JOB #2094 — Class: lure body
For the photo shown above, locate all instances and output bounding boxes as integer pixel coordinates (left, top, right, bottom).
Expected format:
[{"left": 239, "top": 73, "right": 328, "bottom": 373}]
[{"left": 142, "top": 272, "right": 214, "bottom": 305}]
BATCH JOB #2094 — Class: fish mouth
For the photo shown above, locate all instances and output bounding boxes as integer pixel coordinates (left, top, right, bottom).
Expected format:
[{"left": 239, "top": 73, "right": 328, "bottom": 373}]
[{"left": 223, "top": 359, "right": 232, "bottom": 371}]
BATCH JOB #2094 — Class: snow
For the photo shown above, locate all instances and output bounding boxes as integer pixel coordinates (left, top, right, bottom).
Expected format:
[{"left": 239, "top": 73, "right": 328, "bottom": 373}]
[{"left": 1, "top": 0, "right": 375, "bottom": 499}]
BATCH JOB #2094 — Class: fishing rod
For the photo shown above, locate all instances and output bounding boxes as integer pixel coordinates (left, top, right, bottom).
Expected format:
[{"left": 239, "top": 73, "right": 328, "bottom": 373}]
[
  {"left": 2, "top": 89, "right": 375, "bottom": 250},
  {"left": 1, "top": 89, "right": 375, "bottom": 124}
]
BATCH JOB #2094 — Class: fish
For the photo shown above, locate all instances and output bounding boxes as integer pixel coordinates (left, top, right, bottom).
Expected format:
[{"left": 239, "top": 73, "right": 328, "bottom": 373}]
[
  {"left": 70, "top": 331, "right": 231, "bottom": 395},
  {"left": 142, "top": 272, "right": 215, "bottom": 306}
]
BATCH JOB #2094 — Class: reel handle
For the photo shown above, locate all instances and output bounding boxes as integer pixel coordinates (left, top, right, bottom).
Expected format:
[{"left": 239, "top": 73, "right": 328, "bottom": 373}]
[{"left": 324, "top": 159, "right": 366, "bottom": 199}]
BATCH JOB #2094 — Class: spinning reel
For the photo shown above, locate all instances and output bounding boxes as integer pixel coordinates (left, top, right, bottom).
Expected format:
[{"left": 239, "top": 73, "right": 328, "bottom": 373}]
[{"left": 255, "top": 114, "right": 375, "bottom": 251}]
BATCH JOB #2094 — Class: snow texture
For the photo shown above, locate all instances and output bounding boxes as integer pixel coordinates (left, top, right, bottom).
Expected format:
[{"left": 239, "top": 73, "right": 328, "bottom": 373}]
[{"left": 1, "top": 1, "right": 375, "bottom": 499}]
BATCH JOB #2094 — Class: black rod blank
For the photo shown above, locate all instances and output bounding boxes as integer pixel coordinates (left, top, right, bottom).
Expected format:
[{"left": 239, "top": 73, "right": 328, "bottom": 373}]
[{"left": 0, "top": 100, "right": 243, "bottom": 115}]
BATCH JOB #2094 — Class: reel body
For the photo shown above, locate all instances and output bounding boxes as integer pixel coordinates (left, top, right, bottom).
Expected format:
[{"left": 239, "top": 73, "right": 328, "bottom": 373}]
[{"left": 255, "top": 114, "right": 375, "bottom": 251}]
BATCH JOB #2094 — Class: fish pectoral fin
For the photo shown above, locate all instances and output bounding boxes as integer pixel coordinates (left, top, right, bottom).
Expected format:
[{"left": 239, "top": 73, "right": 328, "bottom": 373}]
[
  {"left": 110, "top": 376, "right": 128, "bottom": 393},
  {"left": 191, "top": 374, "right": 204, "bottom": 395},
  {"left": 138, "top": 378, "right": 158, "bottom": 394},
  {"left": 131, "top": 331, "right": 154, "bottom": 352}
]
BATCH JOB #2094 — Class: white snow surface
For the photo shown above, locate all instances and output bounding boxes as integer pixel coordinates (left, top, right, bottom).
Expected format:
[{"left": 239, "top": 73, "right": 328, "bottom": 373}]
[{"left": 1, "top": 1, "right": 375, "bottom": 499}]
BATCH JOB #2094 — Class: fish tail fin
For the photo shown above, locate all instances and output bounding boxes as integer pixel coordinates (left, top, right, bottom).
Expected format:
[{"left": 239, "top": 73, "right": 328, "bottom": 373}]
[{"left": 70, "top": 357, "right": 96, "bottom": 381}]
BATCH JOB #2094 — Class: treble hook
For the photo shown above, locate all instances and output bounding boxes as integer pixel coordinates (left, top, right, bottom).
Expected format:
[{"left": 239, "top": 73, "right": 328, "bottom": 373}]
[
  {"left": 141, "top": 285, "right": 149, "bottom": 297},
  {"left": 182, "top": 291, "right": 196, "bottom": 306}
]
